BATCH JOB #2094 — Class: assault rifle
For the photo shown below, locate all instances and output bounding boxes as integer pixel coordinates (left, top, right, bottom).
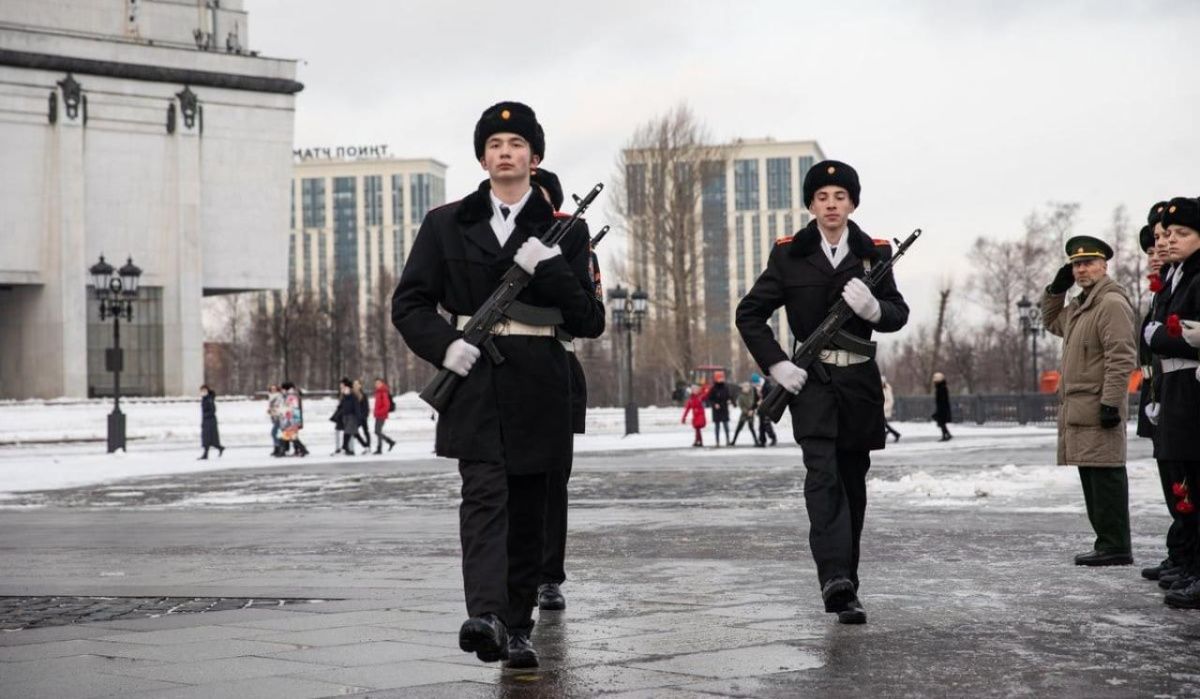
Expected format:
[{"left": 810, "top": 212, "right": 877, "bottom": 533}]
[
  {"left": 418, "top": 183, "right": 605, "bottom": 412},
  {"left": 759, "top": 228, "right": 922, "bottom": 423}
]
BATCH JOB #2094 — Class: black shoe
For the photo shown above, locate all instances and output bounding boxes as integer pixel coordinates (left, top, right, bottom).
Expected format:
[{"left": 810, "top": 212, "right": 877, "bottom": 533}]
[
  {"left": 503, "top": 629, "right": 538, "bottom": 668},
  {"left": 373, "top": 447, "right": 382, "bottom": 455},
  {"left": 837, "top": 597, "right": 867, "bottom": 624},
  {"left": 387, "top": 440, "right": 396, "bottom": 452},
  {"left": 1165, "top": 578, "right": 1200, "bottom": 609},
  {"left": 1142, "top": 558, "right": 1175, "bottom": 581},
  {"left": 1158, "top": 567, "right": 1191, "bottom": 588},
  {"left": 217, "top": 446, "right": 225, "bottom": 457},
  {"left": 1169, "top": 575, "right": 1197, "bottom": 591},
  {"left": 459, "top": 613, "right": 508, "bottom": 663},
  {"left": 822, "top": 578, "right": 856, "bottom": 614},
  {"left": 538, "top": 583, "right": 566, "bottom": 611},
  {"left": 1074, "top": 550, "right": 1133, "bottom": 567}
]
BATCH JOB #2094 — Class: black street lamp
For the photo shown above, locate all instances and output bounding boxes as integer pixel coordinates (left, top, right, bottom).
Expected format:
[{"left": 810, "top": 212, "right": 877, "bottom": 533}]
[
  {"left": 90, "top": 254, "right": 142, "bottom": 452},
  {"left": 1016, "top": 295, "right": 1044, "bottom": 394},
  {"left": 607, "top": 284, "right": 649, "bottom": 435}
]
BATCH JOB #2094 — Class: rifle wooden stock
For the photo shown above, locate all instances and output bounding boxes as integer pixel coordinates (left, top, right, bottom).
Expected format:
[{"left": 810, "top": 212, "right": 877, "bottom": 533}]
[
  {"left": 418, "top": 183, "right": 605, "bottom": 411},
  {"left": 760, "top": 229, "right": 922, "bottom": 424}
]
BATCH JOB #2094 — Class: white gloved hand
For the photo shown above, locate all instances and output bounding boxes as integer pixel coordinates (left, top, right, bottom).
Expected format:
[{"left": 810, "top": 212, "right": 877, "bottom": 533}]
[
  {"left": 1144, "top": 401, "right": 1160, "bottom": 425},
  {"left": 842, "top": 278, "right": 882, "bottom": 324},
  {"left": 1182, "top": 319, "right": 1200, "bottom": 348},
  {"left": 442, "top": 339, "right": 481, "bottom": 378},
  {"left": 769, "top": 361, "right": 808, "bottom": 394},
  {"left": 514, "top": 238, "right": 561, "bottom": 275},
  {"left": 1143, "top": 321, "right": 1163, "bottom": 346}
]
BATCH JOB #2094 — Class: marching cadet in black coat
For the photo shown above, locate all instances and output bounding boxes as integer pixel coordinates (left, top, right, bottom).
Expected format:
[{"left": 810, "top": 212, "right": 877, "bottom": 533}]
[
  {"left": 392, "top": 102, "right": 604, "bottom": 667},
  {"left": 736, "top": 160, "right": 909, "bottom": 624},
  {"left": 1145, "top": 197, "right": 1200, "bottom": 608},
  {"left": 525, "top": 168, "right": 604, "bottom": 614}
]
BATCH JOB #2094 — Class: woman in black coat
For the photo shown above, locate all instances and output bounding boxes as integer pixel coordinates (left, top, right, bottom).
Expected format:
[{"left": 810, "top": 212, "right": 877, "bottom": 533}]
[
  {"left": 932, "top": 372, "right": 953, "bottom": 442},
  {"left": 331, "top": 379, "right": 367, "bottom": 456},
  {"left": 707, "top": 375, "right": 732, "bottom": 446},
  {"left": 199, "top": 385, "right": 224, "bottom": 459},
  {"left": 353, "top": 379, "right": 371, "bottom": 450}
]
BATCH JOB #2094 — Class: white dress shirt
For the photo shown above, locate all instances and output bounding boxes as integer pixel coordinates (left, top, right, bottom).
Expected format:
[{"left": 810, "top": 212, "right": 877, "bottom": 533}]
[
  {"left": 489, "top": 188, "right": 532, "bottom": 249},
  {"left": 819, "top": 227, "right": 849, "bottom": 268}
]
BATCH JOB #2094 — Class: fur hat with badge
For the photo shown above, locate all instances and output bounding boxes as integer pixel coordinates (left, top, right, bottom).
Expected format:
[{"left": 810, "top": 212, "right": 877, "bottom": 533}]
[
  {"left": 803, "top": 160, "right": 861, "bottom": 207},
  {"left": 1160, "top": 196, "right": 1200, "bottom": 233},
  {"left": 473, "top": 101, "right": 545, "bottom": 160}
]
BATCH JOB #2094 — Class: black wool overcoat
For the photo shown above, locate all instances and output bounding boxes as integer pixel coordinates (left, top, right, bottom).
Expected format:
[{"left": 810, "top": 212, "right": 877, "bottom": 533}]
[
  {"left": 736, "top": 220, "right": 909, "bottom": 451},
  {"left": 391, "top": 181, "right": 605, "bottom": 474},
  {"left": 1147, "top": 253, "right": 1200, "bottom": 461}
]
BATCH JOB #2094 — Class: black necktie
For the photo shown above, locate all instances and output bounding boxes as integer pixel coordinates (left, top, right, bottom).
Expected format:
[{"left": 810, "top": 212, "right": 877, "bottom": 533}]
[
  {"left": 830, "top": 246, "right": 837, "bottom": 258},
  {"left": 500, "top": 205, "right": 510, "bottom": 221}
]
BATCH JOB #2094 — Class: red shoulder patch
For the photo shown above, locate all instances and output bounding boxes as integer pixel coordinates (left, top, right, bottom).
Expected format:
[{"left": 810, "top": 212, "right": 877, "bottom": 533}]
[
  {"left": 775, "top": 236, "right": 793, "bottom": 246},
  {"left": 873, "top": 238, "right": 890, "bottom": 246},
  {"left": 553, "top": 211, "right": 571, "bottom": 219}
]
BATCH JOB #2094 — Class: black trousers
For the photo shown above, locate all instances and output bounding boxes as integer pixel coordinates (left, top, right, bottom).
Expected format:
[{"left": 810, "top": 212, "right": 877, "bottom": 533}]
[
  {"left": 459, "top": 460, "right": 548, "bottom": 632},
  {"left": 759, "top": 418, "right": 777, "bottom": 445},
  {"left": 800, "top": 439, "right": 870, "bottom": 589},
  {"left": 1077, "top": 467, "right": 1131, "bottom": 554},
  {"left": 542, "top": 455, "right": 572, "bottom": 586},
  {"left": 732, "top": 414, "right": 759, "bottom": 445},
  {"left": 1159, "top": 459, "right": 1200, "bottom": 568}
]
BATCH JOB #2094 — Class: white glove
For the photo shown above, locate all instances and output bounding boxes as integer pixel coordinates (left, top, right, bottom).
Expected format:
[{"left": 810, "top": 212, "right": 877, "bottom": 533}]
[
  {"left": 842, "top": 278, "right": 882, "bottom": 324},
  {"left": 1144, "top": 321, "right": 1163, "bottom": 346},
  {"left": 1144, "top": 401, "right": 1160, "bottom": 425},
  {"left": 442, "top": 339, "right": 481, "bottom": 378},
  {"left": 1182, "top": 319, "right": 1200, "bottom": 348},
  {"left": 514, "top": 238, "right": 561, "bottom": 275},
  {"left": 769, "top": 361, "right": 808, "bottom": 394}
]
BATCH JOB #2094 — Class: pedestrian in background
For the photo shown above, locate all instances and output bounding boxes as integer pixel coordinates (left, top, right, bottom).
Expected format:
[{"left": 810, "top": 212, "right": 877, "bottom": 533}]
[
  {"left": 280, "top": 381, "right": 308, "bottom": 457},
  {"left": 198, "top": 384, "right": 224, "bottom": 460},
  {"left": 373, "top": 377, "right": 396, "bottom": 454},
  {"left": 708, "top": 371, "right": 732, "bottom": 447},
  {"left": 681, "top": 385, "right": 707, "bottom": 447},
  {"left": 731, "top": 381, "right": 760, "bottom": 446},
  {"left": 267, "top": 384, "right": 284, "bottom": 456},
  {"left": 756, "top": 378, "right": 778, "bottom": 447},
  {"left": 882, "top": 376, "right": 900, "bottom": 442},
  {"left": 1042, "top": 235, "right": 1138, "bottom": 568},
  {"left": 354, "top": 379, "right": 371, "bottom": 451},
  {"left": 331, "top": 378, "right": 365, "bottom": 456},
  {"left": 932, "top": 372, "right": 953, "bottom": 442}
]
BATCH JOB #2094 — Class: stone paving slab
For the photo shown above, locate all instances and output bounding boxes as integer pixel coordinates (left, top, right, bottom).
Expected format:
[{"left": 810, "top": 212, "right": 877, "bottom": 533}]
[
  {"left": 104, "top": 654, "right": 334, "bottom": 685},
  {"left": 290, "top": 658, "right": 499, "bottom": 690},
  {"left": 263, "top": 639, "right": 450, "bottom": 667},
  {"left": 123, "top": 675, "right": 369, "bottom": 699}
]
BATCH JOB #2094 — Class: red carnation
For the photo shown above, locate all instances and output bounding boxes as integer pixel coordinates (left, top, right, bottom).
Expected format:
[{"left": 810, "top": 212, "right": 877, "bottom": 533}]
[
  {"left": 1173, "top": 481, "right": 1189, "bottom": 499},
  {"left": 1149, "top": 273, "right": 1163, "bottom": 293},
  {"left": 1178, "top": 500, "right": 1196, "bottom": 515},
  {"left": 1167, "top": 314, "right": 1183, "bottom": 338}
]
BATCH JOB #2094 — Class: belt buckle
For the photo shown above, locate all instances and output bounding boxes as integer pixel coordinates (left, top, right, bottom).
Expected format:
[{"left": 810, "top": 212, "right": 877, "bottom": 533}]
[
  {"left": 835, "top": 350, "right": 849, "bottom": 367},
  {"left": 495, "top": 318, "right": 510, "bottom": 336}
]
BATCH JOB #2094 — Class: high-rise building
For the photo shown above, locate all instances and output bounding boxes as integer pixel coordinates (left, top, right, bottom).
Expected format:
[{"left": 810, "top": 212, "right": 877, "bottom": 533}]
[
  {"left": 625, "top": 138, "right": 826, "bottom": 377},
  {"left": 0, "top": 0, "right": 300, "bottom": 398},
  {"left": 288, "top": 150, "right": 447, "bottom": 321}
]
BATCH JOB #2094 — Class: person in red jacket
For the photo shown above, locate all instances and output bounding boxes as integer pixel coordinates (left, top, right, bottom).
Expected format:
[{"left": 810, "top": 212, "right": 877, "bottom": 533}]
[
  {"left": 681, "top": 385, "right": 708, "bottom": 447},
  {"left": 373, "top": 378, "right": 396, "bottom": 454}
]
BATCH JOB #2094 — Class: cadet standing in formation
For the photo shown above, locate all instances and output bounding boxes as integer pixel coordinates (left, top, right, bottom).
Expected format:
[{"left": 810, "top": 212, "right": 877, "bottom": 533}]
[
  {"left": 736, "top": 161, "right": 909, "bottom": 624},
  {"left": 1041, "top": 235, "right": 1138, "bottom": 567},
  {"left": 527, "top": 167, "right": 605, "bottom": 614},
  {"left": 1143, "top": 196, "right": 1200, "bottom": 608},
  {"left": 392, "top": 102, "right": 604, "bottom": 667}
]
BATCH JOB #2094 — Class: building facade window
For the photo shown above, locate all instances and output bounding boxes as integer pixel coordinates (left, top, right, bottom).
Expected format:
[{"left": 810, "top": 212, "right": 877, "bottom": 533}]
[
  {"left": 701, "top": 159, "right": 728, "bottom": 340},
  {"left": 303, "top": 231, "right": 313, "bottom": 289},
  {"left": 626, "top": 163, "right": 647, "bottom": 215},
  {"left": 768, "top": 213, "right": 777, "bottom": 243},
  {"left": 87, "top": 287, "right": 164, "bottom": 397},
  {"left": 364, "top": 175, "right": 383, "bottom": 226},
  {"left": 301, "top": 177, "right": 325, "bottom": 228},
  {"left": 318, "top": 231, "right": 328, "bottom": 305},
  {"left": 333, "top": 177, "right": 358, "bottom": 291},
  {"left": 797, "top": 156, "right": 815, "bottom": 205},
  {"left": 410, "top": 173, "right": 443, "bottom": 224},
  {"left": 784, "top": 212, "right": 794, "bottom": 236},
  {"left": 734, "top": 159, "right": 759, "bottom": 211},
  {"left": 766, "top": 157, "right": 792, "bottom": 210},
  {"left": 289, "top": 181, "right": 295, "bottom": 229},
  {"left": 391, "top": 174, "right": 405, "bottom": 228},
  {"left": 735, "top": 215, "right": 746, "bottom": 298},
  {"left": 394, "top": 227, "right": 404, "bottom": 272}
]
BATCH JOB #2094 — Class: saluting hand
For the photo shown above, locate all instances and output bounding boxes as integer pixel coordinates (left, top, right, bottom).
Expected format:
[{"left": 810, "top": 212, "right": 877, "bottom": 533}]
[
  {"left": 442, "top": 339, "right": 481, "bottom": 378},
  {"left": 842, "top": 278, "right": 882, "bottom": 324},
  {"left": 1047, "top": 263, "right": 1074, "bottom": 294},
  {"left": 514, "top": 238, "right": 561, "bottom": 276},
  {"left": 769, "top": 361, "right": 808, "bottom": 394}
]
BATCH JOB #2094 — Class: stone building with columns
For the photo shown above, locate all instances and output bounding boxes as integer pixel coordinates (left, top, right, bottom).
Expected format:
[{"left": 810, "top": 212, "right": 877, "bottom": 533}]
[{"left": 0, "top": 0, "right": 300, "bottom": 398}]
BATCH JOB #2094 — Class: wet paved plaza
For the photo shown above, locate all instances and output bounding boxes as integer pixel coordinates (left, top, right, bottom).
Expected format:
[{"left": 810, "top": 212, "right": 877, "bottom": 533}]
[{"left": 1, "top": 427, "right": 1197, "bottom": 697}]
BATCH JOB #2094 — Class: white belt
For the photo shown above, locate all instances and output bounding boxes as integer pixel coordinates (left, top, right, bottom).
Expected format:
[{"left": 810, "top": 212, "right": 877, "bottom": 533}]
[
  {"left": 1161, "top": 358, "right": 1200, "bottom": 374},
  {"left": 818, "top": 349, "right": 870, "bottom": 367},
  {"left": 562, "top": 340, "right": 575, "bottom": 353},
  {"left": 455, "top": 316, "right": 557, "bottom": 338}
]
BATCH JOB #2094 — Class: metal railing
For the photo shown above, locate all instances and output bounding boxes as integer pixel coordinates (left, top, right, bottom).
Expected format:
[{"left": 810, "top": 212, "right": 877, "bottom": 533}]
[{"left": 894, "top": 393, "right": 1141, "bottom": 425}]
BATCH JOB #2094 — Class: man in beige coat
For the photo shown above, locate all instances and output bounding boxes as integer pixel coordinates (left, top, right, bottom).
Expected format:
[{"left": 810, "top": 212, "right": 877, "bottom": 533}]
[{"left": 1042, "top": 235, "right": 1138, "bottom": 567}]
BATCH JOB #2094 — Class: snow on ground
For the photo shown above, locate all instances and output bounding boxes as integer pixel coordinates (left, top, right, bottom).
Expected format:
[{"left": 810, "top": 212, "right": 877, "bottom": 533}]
[{"left": 0, "top": 394, "right": 1160, "bottom": 513}]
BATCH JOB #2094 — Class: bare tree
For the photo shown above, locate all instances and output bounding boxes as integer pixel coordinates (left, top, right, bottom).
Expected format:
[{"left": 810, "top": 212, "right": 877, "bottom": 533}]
[{"left": 613, "top": 103, "right": 726, "bottom": 383}]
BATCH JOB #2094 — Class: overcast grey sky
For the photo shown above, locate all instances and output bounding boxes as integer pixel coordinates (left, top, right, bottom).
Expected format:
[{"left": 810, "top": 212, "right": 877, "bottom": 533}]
[{"left": 249, "top": 0, "right": 1200, "bottom": 333}]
